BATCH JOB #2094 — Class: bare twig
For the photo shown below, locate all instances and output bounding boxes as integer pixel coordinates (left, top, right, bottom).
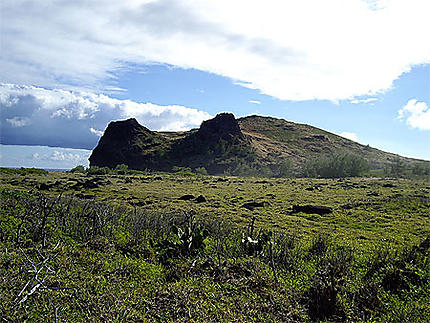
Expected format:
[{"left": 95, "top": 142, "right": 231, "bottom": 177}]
[
  {"left": 269, "top": 241, "right": 279, "bottom": 284},
  {"left": 15, "top": 245, "right": 76, "bottom": 307}
]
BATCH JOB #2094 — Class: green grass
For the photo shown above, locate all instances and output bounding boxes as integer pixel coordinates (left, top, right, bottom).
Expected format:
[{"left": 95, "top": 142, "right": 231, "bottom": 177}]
[{"left": 1, "top": 171, "right": 429, "bottom": 321}]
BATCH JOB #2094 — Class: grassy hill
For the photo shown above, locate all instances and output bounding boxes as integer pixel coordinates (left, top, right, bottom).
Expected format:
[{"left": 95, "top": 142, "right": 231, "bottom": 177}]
[
  {"left": 238, "top": 115, "right": 419, "bottom": 171},
  {"left": 89, "top": 113, "right": 429, "bottom": 178}
]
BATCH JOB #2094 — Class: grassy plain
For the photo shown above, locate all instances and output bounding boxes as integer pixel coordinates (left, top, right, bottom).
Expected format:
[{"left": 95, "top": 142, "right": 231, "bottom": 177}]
[{"left": 1, "top": 170, "right": 429, "bottom": 321}]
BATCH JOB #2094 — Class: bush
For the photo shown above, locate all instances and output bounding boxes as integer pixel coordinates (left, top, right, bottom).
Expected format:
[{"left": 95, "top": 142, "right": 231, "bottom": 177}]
[
  {"left": 114, "top": 164, "right": 129, "bottom": 175},
  {"left": 86, "top": 166, "right": 111, "bottom": 175},
  {"left": 302, "top": 152, "right": 369, "bottom": 178},
  {"left": 70, "top": 165, "right": 86, "bottom": 173},
  {"left": 390, "top": 157, "right": 406, "bottom": 177},
  {"left": 275, "top": 159, "right": 293, "bottom": 177},
  {"left": 412, "top": 162, "right": 430, "bottom": 177},
  {"left": 172, "top": 166, "right": 195, "bottom": 176},
  {"left": 194, "top": 167, "right": 208, "bottom": 176}
]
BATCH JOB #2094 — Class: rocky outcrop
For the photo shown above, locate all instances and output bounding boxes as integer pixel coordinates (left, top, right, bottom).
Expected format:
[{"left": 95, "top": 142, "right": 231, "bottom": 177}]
[
  {"left": 196, "top": 112, "right": 244, "bottom": 143},
  {"left": 89, "top": 113, "right": 252, "bottom": 173},
  {"left": 89, "top": 118, "right": 168, "bottom": 170}
]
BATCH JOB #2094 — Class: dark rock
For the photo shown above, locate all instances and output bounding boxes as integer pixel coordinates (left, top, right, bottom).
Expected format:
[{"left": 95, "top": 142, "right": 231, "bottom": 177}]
[
  {"left": 241, "top": 201, "right": 269, "bottom": 210},
  {"left": 89, "top": 118, "right": 168, "bottom": 170},
  {"left": 73, "top": 180, "right": 98, "bottom": 189},
  {"left": 292, "top": 205, "right": 333, "bottom": 215},
  {"left": 382, "top": 183, "right": 396, "bottom": 188},
  {"left": 367, "top": 191, "right": 380, "bottom": 197},
  {"left": 39, "top": 183, "right": 52, "bottom": 190},
  {"left": 195, "top": 113, "right": 244, "bottom": 143},
  {"left": 76, "top": 193, "right": 95, "bottom": 199},
  {"left": 89, "top": 113, "right": 250, "bottom": 175},
  {"left": 341, "top": 202, "right": 362, "bottom": 210},
  {"left": 130, "top": 200, "right": 146, "bottom": 207},
  {"left": 195, "top": 195, "right": 207, "bottom": 203},
  {"left": 179, "top": 194, "right": 195, "bottom": 201}
]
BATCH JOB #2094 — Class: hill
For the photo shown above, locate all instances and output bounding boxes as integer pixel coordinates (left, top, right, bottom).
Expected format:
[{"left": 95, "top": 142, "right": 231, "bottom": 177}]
[{"left": 89, "top": 113, "right": 426, "bottom": 176}]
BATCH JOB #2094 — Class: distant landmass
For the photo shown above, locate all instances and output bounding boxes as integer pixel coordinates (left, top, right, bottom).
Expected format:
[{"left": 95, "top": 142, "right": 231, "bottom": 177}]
[{"left": 89, "top": 113, "right": 423, "bottom": 176}]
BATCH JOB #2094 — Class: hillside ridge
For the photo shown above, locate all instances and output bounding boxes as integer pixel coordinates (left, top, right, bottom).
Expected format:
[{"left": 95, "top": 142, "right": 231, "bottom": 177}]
[{"left": 89, "top": 113, "right": 423, "bottom": 175}]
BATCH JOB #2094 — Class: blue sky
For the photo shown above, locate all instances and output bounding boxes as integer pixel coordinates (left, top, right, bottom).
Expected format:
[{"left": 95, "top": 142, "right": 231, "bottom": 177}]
[{"left": 1, "top": 0, "right": 429, "bottom": 169}]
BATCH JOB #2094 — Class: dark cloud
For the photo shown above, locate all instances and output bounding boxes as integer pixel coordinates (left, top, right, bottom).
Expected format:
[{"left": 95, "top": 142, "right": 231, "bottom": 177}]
[{"left": 0, "top": 84, "right": 211, "bottom": 149}]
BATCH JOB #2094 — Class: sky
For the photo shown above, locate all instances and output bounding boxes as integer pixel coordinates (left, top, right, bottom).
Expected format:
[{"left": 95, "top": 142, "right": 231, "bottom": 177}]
[{"left": 1, "top": 0, "right": 429, "bottom": 169}]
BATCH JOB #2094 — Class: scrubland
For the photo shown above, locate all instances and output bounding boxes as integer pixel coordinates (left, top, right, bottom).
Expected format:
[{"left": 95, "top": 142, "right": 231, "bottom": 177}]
[{"left": 1, "top": 169, "right": 429, "bottom": 321}]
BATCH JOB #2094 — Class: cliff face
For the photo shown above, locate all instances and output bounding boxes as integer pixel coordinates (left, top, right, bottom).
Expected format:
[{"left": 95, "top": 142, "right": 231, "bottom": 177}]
[
  {"left": 88, "top": 118, "right": 170, "bottom": 170},
  {"left": 196, "top": 112, "right": 244, "bottom": 143}
]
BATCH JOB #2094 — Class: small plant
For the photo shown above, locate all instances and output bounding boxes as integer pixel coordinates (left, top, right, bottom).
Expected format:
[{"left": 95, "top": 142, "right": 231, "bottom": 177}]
[
  {"left": 241, "top": 217, "right": 271, "bottom": 256},
  {"left": 114, "top": 164, "right": 129, "bottom": 175},
  {"left": 305, "top": 246, "right": 353, "bottom": 320},
  {"left": 155, "top": 213, "right": 209, "bottom": 264}
]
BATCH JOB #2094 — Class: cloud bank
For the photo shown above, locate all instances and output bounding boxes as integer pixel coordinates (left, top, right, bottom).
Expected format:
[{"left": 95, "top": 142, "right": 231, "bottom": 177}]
[
  {"left": 398, "top": 99, "right": 430, "bottom": 131},
  {"left": 0, "top": 145, "right": 91, "bottom": 169},
  {"left": 2, "top": 0, "right": 429, "bottom": 101},
  {"left": 0, "top": 84, "right": 212, "bottom": 149}
]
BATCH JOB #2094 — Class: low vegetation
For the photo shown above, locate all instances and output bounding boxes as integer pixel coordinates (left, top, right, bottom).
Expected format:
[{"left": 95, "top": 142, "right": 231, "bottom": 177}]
[
  {"left": 1, "top": 169, "right": 429, "bottom": 321},
  {"left": 302, "top": 153, "right": 370, "bottom": 178}
]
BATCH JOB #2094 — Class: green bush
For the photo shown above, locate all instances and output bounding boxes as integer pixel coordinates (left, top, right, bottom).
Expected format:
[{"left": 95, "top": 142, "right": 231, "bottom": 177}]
[
  {"left": 194, "top": 167, "right": 208, "bottom": 176},
  {"left": 86, "top": 166, "right": 111, "bottom": 175},
  {"left": 69, "top": 165, "right": 86, "bottom": 173},
  {"left": 276, "top": 159, "right": 293, "bottom": 177},
  {"left": 302, "top": 152, "right": 369, "bottom": 178},
  {"left": 114, "top": 164, "right": 129, "bottom": 175}
]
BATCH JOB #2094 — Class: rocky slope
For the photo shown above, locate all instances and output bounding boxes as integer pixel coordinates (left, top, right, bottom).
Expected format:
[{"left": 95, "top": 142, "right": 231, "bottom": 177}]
[{"left": 89, "top": 113, "right": 422, "bottom": 175}]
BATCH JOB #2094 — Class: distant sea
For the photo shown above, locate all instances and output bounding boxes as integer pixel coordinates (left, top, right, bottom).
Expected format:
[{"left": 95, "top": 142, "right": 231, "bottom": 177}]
[
  {"left": 4, "top": 167, "right": 70, "bottom": 172},
  {"left": 44, "top": 168, "right": 70, "bottom": 172}
]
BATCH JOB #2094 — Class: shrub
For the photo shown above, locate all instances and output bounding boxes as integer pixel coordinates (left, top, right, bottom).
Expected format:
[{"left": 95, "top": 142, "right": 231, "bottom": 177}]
[
  {"left": 194, "top": 167, "right": 208, "bottom": 176},
  {"left": 305, "top": 246, "right": 353, "bottom": 320},
  {"left": 86, "top": 166, "right": 111, "bottom": 175},
  {"left": 276, "top": 159, "right": 293, "bottom": 177},
  {"left": 302, "top": 152, "right": 369, "bottom": 178},
  {"left": 70, "top": 165, "right": 86, "bottom": 173},
  {"left": 114, "top": 164, "right": 129, "bottom": 175}
]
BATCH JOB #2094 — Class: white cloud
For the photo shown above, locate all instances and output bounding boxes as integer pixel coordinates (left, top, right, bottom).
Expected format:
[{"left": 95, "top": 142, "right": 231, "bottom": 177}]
[
  {"left": 248, "top": 100, "right": 261, "bottom": 105},
  {"left": 0, "top": 83, "right": 212, "bottom": 149},
  {"left": 1, "top": 0, "right": 429, "bottom": 101},
  {"left": 0, "top": 144, "right": 92, "bottom": 169},
  {"left": 398, "top": 99, "right": 430, "bottom": 130},
  {"left": 90, "top": 128, "right": 104, "bottom": 137},
  {"left": 50, "top": 151, "right": 85, "bottom": 163},
  {"left": 350, "top": 98, "right": 378, "bottom": 104},
  {"left": 6, "top": 117, "right": 31, "bottom": 127},
  {"left": 339, "top": 131, "right": 359, "bottom": 142}
]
